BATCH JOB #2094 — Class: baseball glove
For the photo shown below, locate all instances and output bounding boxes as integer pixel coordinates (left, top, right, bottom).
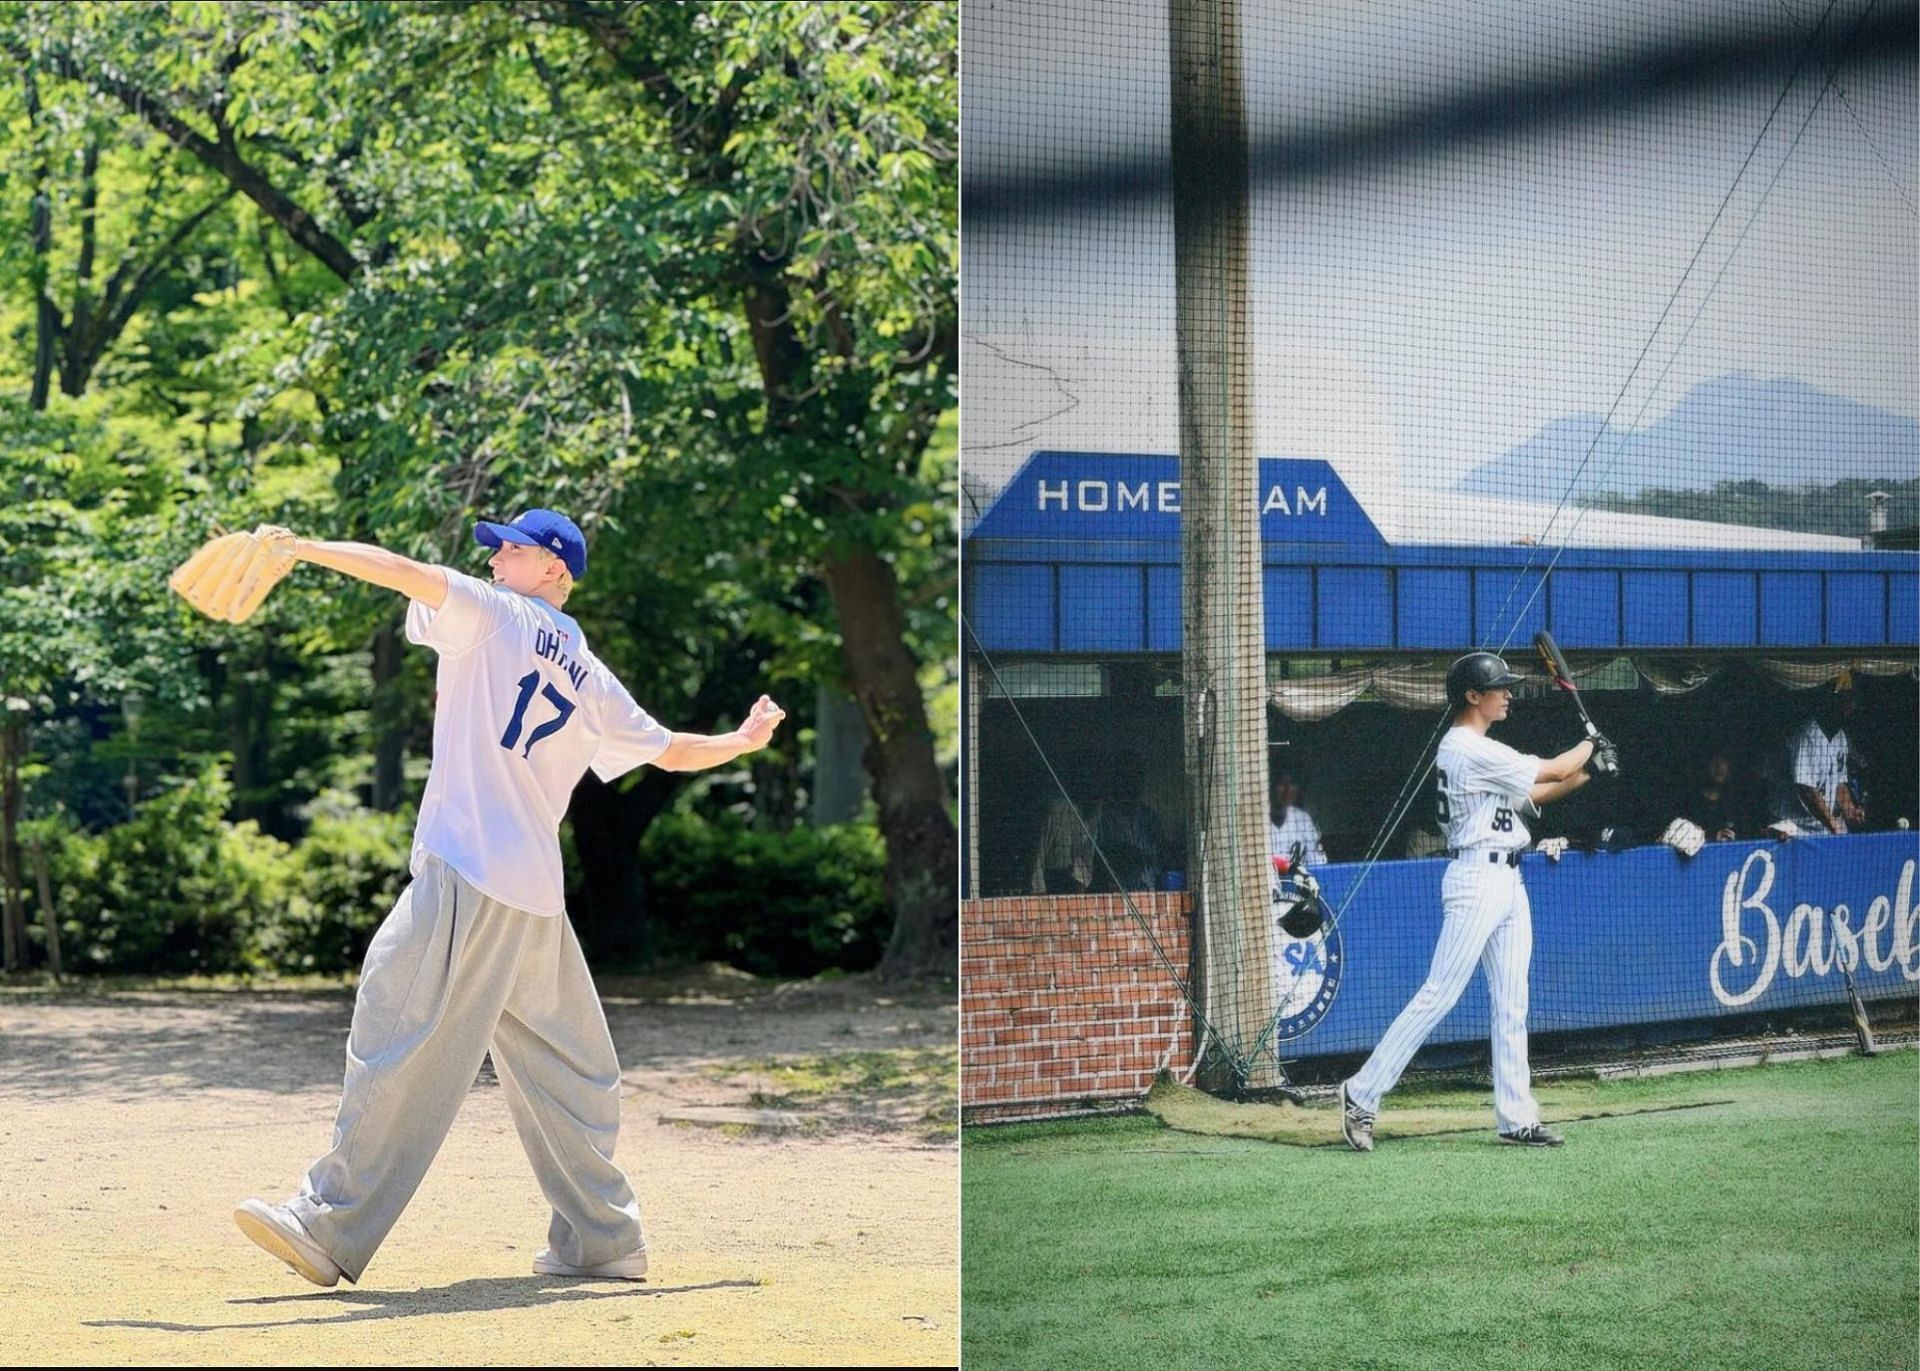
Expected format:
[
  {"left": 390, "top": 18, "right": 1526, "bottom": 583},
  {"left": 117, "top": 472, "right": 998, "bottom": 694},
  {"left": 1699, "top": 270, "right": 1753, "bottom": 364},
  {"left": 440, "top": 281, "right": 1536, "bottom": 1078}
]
[
  {"left": 168, "top": 524, "right": 298, "bottom": 623},
  {"left": 1661, "top": 818, "right": 1706, "bottom": 858}
]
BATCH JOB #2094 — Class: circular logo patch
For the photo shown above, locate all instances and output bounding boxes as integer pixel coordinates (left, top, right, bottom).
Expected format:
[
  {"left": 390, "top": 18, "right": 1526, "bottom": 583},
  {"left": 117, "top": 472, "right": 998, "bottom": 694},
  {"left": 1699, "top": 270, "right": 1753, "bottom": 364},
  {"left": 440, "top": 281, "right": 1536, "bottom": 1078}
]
[{"left": 1270, "top": 862, "right": 1343, "bottom": 1039}]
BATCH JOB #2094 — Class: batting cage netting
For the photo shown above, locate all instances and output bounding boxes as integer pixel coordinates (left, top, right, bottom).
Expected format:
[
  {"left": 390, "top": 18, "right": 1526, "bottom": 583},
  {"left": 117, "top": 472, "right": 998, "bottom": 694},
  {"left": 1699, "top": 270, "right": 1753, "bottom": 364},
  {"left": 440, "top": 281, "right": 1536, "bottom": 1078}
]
[{"left": 959, "top": 0, "right": 1919, "bottom": 1119}]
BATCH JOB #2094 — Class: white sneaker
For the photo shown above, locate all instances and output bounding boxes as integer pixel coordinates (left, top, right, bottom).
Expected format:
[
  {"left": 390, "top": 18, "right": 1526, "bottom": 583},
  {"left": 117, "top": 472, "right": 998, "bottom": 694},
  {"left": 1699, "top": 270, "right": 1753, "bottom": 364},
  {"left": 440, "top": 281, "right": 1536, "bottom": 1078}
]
[
  {"left": 234, "top": 1198, "right": 344, "bottom": 1287},
  {"left": 533, "top": 1246, "right": 649, "bottom": 1280}
]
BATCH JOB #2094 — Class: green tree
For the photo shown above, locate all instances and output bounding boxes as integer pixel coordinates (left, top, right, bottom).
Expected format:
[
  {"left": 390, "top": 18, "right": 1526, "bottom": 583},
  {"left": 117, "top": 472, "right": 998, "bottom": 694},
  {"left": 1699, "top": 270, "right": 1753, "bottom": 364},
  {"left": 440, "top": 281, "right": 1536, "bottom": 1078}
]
[{"left": 1, "top": 1, "right": 957, "bottom": 978}]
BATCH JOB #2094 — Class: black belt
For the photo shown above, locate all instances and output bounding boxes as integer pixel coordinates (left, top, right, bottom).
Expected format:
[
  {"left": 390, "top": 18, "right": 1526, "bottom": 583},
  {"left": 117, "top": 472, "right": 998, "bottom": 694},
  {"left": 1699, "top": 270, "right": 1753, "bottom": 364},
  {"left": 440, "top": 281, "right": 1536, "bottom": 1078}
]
[{"left": 1450, "top": 849, "right": 1522, "bottom": 867}]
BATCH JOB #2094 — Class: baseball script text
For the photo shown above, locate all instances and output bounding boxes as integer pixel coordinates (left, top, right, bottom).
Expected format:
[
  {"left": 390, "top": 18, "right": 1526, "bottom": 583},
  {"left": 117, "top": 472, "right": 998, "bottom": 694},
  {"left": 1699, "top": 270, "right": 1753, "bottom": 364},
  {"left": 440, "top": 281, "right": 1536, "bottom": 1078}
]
[{"left": 1710, "top": 850, "right": 1919, "bottom": 1007}]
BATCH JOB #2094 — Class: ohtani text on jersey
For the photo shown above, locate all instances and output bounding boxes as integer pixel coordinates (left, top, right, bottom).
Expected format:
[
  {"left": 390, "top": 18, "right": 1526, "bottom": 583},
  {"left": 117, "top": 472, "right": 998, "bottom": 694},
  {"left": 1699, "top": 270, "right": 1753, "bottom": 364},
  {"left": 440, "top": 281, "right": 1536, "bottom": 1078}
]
[{"left": 533, "top": 626, "right": 589, "bottom": 692}]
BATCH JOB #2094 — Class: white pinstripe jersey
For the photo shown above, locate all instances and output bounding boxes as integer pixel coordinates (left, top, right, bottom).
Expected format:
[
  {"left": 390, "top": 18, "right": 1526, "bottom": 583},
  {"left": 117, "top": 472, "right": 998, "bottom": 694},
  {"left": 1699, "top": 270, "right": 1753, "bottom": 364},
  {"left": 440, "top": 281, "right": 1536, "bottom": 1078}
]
[{"left": 1434, "top": 727, "right": 1542, "bottom": 852}]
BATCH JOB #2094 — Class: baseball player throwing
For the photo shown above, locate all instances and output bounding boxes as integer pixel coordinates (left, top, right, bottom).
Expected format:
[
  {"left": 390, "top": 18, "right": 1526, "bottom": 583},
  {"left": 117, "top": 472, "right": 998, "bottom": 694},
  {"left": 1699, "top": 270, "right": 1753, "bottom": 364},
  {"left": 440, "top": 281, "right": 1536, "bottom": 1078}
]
[
  {"left": 1337, "top": 652, "right": 1615, "bottom": 1152},
  {"left": 233, "top": 509, "right": 785, "bottom": 1285}
]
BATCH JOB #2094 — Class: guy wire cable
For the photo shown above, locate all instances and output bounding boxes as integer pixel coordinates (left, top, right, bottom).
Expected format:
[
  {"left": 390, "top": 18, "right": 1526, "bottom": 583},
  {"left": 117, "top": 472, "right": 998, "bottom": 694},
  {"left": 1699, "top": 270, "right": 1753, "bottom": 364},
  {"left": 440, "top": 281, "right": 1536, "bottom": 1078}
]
[
  {"left": 1360, "top": 0, "right": 1848, "bottom": 887},
  {"left": 1474, "top": 0, "right": 1851, "bottom": 651},
  {"left": 961, "top": 610, "right": 1242, "bottom": 1069},
  {"left": 1773, "top": 0, "right": 1917, "bottom": 217},
  {"left": 1492, "top": 0, "right": 1882, "bottom": 646}
]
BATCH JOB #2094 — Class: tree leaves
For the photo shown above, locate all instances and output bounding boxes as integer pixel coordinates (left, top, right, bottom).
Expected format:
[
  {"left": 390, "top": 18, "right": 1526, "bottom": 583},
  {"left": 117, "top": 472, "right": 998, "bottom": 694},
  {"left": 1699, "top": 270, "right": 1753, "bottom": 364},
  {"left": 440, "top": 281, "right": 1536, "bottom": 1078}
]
[{"left": 0, "top": 3, "right": 957, "bottom": 939}]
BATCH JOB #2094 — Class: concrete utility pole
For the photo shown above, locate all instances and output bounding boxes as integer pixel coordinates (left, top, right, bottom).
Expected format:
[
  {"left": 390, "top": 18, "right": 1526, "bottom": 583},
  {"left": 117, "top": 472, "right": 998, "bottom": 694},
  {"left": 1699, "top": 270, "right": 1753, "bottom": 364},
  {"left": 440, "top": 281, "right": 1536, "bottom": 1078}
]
[{"left": 1168, "top": 0, "right": 1275, "bottom": 1090}]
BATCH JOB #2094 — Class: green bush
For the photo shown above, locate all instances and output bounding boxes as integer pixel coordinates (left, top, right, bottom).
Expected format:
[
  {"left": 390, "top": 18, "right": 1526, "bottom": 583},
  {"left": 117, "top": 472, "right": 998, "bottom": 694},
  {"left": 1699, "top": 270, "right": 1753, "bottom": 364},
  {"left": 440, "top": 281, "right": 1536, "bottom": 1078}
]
[
  {"left": 255, "top": 790, "right": 414, "bottom": 974},
  {"left": 32, "top": 771, "right": 888, "bottom": 980},
  {"left": 45, "top": 759, "right": 292, "bottom": 975},
  {"left": 640, "top": 814, "right": 889, "bottom": 977}
]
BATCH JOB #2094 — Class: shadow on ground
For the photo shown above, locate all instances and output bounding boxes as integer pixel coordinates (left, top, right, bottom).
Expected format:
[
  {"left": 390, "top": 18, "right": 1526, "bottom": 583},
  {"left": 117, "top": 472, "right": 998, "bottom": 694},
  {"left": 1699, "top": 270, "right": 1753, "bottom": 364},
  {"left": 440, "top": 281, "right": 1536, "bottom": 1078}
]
[
  {"left": 0, "top": 967, "right": 957, "bottom": 1108},
  {"left": 86, "top": 1276, "right": 762, "bottom": 1334}
]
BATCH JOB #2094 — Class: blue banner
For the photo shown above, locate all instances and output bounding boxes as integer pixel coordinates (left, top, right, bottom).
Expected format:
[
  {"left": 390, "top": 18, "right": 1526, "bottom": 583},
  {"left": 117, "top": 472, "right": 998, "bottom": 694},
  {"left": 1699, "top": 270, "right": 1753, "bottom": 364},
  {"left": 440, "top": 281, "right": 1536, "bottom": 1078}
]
[
  {"left": 1283, "top": 832, "right": 1920, "bottom": 1058},
  {"left": 970, "top": 451, "right": 1386, "bottom": 546}
]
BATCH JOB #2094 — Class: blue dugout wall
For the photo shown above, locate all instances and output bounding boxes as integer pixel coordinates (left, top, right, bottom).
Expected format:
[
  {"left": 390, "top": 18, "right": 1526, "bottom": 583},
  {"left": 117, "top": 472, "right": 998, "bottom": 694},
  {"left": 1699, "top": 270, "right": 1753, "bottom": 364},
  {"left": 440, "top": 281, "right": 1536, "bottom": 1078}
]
[
  {"left": 966, "top": 454, "right": 1920, "bottom": 656},
  {"left": 1286, "top": 834, "right": 1919, "bottom": 1059}
]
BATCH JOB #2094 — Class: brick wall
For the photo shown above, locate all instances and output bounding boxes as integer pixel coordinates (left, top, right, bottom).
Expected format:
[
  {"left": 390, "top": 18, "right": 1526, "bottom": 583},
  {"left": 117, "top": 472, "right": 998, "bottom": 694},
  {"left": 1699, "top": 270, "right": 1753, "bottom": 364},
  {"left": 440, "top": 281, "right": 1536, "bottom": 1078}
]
[{"left": 962, "top": 892, "right": 1195, "bottom": 1116}]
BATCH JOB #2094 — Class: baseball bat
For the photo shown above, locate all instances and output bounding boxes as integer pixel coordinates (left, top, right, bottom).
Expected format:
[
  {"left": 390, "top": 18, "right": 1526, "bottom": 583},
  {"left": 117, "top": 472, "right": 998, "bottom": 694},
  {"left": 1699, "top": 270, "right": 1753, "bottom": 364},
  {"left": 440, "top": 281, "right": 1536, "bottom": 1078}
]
[
  {"left": 1533, "top": 630, "right": 1601, "bottom": 740},
  {"left": 1834, "top": 922, "right": 1879, "bottom": 1056}
]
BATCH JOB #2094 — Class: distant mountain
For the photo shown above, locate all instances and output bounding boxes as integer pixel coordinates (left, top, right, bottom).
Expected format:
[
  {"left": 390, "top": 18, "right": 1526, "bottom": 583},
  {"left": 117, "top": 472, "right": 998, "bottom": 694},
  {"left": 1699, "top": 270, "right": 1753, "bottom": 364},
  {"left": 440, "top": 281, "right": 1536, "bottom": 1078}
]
[{"left": 1454, "top": 375, "right": 1920, "bottom": 498}]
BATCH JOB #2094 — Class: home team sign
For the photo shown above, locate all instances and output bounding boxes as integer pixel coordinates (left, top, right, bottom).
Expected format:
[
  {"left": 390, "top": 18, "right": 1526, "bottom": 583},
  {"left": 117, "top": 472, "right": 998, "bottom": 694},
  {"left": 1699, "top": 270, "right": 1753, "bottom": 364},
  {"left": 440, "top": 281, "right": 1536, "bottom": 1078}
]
[{"left": 971, "top": 452, "right": 1388, "bottom": 546}]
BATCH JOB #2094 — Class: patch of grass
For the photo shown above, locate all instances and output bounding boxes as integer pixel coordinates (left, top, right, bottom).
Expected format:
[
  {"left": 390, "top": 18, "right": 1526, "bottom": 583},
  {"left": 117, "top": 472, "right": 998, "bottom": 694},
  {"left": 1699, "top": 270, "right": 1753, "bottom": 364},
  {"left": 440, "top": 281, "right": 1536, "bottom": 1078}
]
[
  {"left": 965, "top": 1111, "right": 1158, "bottom": 1150},
  {"left": 918, "top": 1095, "right": 962, "bottom": 1145},
  {"left": 706, "top": 1047, "right": 959, "bottom": 1108},
  {"left": 1143, "top": 1075, "right": 1722, "bottom": 1146},
  {"left": 594, "top": 961, "right": 783, "bottom": 1005},
  {"left": 963, "top": 1054, "right": 1919, "bottom": 1371},
  {"left": 698, "top": 1045, "right": 959, "bottom": 1143}
]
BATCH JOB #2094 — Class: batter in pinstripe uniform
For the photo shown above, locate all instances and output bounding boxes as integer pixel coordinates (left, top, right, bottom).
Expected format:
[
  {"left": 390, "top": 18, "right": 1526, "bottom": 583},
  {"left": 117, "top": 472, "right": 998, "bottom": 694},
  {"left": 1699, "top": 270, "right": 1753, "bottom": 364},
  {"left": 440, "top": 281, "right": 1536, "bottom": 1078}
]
[{"left": 1338, "top": 652, "right": 1610, "bottom": 1151}]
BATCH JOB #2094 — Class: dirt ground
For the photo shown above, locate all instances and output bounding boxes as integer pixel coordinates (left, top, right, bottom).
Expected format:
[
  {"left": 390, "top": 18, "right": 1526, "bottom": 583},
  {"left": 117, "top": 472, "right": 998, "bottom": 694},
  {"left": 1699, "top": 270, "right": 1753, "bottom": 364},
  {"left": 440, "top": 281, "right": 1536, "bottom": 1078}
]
[{"left": 0, "top": 967, "right": 958, "bottom": 1367}]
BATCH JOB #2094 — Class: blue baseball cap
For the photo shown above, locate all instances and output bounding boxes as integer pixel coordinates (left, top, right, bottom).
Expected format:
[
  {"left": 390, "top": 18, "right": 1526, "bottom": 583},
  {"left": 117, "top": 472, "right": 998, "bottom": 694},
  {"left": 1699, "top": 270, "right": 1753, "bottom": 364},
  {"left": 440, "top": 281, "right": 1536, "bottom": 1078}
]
[{"left": 473, "top": 509, "right": 588, "bottom": 578}]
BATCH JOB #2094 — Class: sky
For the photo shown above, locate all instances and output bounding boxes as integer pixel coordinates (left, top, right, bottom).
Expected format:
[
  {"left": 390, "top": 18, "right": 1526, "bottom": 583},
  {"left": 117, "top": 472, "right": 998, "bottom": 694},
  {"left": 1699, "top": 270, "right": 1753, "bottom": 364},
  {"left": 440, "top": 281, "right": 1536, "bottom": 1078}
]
[{"left": 960, "top": 0, "right": 1918, "bottom": 533}]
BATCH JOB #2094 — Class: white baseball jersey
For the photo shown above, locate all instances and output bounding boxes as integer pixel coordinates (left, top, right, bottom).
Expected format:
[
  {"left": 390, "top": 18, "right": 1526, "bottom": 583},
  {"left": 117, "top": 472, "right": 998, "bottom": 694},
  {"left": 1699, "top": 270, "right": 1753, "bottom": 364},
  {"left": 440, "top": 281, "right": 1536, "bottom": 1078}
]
[
  {"left": 1268, "top": 808, "right": 1328, "bottom": 866},
  {"left": 404, "top": 570, "right": 672, "bottom": 915},
  {"left": 1434, "top": 726, "right": 1541, "bottom": 852},
  {"left": 1771, "top": 719, "right": 1849, "bottom": 827}
]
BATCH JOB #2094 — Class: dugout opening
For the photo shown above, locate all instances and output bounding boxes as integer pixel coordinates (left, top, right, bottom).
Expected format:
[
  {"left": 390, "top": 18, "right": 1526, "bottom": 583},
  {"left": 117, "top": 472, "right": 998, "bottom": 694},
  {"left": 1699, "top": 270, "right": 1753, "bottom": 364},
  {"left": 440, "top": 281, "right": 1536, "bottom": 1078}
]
[{"left": 968, "top": 653, "right": 1917, "bottom": 899}]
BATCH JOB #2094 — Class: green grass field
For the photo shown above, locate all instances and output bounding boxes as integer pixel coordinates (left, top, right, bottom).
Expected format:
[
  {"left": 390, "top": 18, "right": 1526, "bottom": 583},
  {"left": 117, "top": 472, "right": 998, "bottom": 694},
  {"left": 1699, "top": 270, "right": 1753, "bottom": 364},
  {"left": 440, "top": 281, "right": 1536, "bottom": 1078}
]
[{"left": 963, "top": 1055, "right": 1919, "bottom": 1371}]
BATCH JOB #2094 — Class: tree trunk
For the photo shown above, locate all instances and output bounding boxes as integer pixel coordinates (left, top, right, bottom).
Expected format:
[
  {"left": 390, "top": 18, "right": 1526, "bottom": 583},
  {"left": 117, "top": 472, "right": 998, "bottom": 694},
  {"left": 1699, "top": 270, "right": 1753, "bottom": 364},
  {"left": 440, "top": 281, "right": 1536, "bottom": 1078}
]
[
  {"left": 0, "top": 720, "right": 25, "bottom": 972},
  {"left": 24, "top": 67, "right": 56, "bottom": 414},
  {"left": 750, "top": 747, "right": 800, "bottom": 829},
  {"left": 568, "top": 768, "right": 678, "bottom": 964},
  {"left": 228, "top": 660, "right": 274, "bottom": 826},
  {"left": 811, "top": 682, "right": 869, "bottom": 825},
  {"left": 60, "top": 139, "right": 100, "bottom": 398},
  {"left": 370, "top": 617, "right": 406, "bottom": 812},
  {"left": 228, "top": 668, "right": 256, "bottom": 821},
  {"left": 822, "top": 548, "right": 956, "bottom": 982},
  {"left": 29, "top": 836, "right": 61, "bottom": 979},
  {"left": 567, "top": 644, "right": 761, "bottom": 961},
  {"left": 736, "top": 258, "right": 957, "bottom": 982}
]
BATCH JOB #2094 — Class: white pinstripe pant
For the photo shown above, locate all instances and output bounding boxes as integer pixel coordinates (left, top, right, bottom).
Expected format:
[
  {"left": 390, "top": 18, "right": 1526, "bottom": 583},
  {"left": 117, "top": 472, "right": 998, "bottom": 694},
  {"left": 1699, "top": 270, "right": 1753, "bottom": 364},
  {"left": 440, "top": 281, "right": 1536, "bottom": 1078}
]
[{"left": 1346, "top": 855, "right": 1541, "bottom": 1133}]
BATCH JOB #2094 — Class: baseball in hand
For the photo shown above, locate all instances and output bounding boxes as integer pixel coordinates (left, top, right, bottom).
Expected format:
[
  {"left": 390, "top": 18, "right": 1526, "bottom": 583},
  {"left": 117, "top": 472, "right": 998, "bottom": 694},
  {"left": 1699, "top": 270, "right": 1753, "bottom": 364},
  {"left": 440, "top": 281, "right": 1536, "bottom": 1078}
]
[{"left": 739, "top": 695, "right": 787, "bottom": 749}]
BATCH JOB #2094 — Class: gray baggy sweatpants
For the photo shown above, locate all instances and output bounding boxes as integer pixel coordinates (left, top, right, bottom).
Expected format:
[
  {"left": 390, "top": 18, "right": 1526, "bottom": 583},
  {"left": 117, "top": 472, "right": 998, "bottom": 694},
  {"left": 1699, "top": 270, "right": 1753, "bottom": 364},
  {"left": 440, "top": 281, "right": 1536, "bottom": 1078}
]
[{"left": 286, "top": 853, "right": 643, "bottom": 1281}]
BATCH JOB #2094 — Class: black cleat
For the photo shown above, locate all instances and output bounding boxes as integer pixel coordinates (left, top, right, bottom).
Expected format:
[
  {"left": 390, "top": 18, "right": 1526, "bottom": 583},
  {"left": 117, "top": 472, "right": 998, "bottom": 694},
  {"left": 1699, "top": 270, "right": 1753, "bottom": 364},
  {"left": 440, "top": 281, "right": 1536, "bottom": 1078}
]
[
  {"left": 1338, "top": 1081, "right": 1375, "bottom": 1152},
  {"left": 1498, "top": 1123, "right": 1564, "bottom": 1148}
]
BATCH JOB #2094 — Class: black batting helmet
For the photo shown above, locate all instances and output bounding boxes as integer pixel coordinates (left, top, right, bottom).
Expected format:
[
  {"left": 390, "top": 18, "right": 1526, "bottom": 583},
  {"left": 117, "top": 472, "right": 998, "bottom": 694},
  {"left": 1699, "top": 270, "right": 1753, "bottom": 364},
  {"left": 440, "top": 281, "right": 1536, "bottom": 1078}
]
[
  {"left": 1278, "top": 891, "right": 1331, "bottom": 939},
  {"left": 1446, "top": 652, "right": 1525, "bottom": 710}
]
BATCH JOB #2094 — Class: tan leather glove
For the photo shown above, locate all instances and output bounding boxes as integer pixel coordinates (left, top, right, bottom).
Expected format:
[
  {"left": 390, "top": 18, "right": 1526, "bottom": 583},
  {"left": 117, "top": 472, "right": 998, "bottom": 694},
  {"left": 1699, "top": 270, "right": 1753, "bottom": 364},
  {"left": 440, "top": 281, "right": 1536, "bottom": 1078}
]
[{"left": 168, "top": 524, "right": 299, "bottom": 623}]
